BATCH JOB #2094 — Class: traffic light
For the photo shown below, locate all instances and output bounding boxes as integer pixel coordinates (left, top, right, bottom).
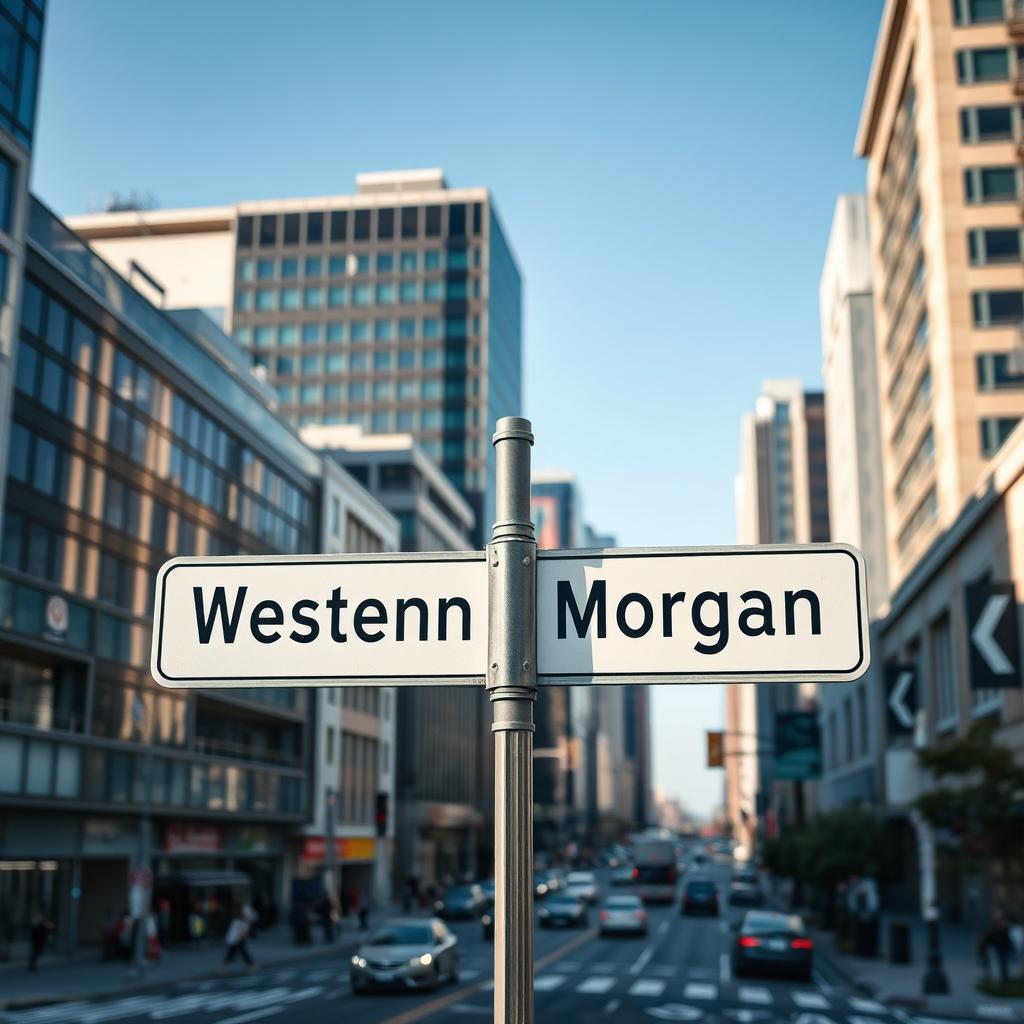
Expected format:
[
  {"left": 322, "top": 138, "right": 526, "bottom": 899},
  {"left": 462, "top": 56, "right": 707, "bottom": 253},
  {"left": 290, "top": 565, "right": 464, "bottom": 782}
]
[
  {"left": 706, "top": 731, "right": 724, "bottom": 768},
  {"left": 375, "top": 792, "right": 388, "bottom": 836}
]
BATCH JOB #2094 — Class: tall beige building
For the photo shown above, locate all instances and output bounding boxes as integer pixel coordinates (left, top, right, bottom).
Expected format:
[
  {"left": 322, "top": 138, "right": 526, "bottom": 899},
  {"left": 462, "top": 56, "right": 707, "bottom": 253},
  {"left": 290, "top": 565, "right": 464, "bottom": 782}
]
[{"left": 857, "top": 0, "right": 1024, "bottom": 589}]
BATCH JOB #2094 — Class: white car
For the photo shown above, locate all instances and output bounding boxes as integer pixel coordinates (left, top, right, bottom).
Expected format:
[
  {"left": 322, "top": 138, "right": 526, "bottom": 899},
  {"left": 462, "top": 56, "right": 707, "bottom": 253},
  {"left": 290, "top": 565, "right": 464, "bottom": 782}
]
[
  {"left": 600, "top": 894, "right": 648, "bottom": 936},
  {"left": 565, "top": 871, "right": 599, "bottom": 904}
]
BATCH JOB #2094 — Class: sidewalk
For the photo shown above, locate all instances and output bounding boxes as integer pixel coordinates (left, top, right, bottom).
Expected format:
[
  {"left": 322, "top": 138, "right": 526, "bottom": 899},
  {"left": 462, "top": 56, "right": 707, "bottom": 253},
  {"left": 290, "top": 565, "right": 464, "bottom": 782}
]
[
  {"left": 0, "top": 912, "right": 390, "bottom": 1011},
  {"left": 814, "top": 912, "right": 1024, "bottom": 1019}
]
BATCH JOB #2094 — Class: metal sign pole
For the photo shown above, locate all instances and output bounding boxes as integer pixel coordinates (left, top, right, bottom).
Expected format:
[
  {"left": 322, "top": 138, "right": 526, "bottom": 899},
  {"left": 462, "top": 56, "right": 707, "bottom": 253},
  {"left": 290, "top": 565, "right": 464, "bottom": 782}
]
[{"left": 488, "top": 416, "right": 537, "bottom": 1024}]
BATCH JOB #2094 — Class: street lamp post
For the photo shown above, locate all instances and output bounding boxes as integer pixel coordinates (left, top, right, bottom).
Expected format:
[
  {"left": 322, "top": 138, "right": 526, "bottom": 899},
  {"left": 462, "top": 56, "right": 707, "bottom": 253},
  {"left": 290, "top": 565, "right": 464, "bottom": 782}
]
[
  {"left": 131, "top": 695, "right": 153, "bottom": 974},
  {"left": 912, "top": 809, "right": 950, "bottom": 995}
]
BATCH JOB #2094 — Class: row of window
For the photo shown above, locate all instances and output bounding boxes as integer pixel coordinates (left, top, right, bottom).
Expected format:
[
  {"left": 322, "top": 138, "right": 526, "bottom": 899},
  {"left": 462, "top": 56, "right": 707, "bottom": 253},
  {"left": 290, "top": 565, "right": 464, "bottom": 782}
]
[
  {"left": 237, "top": 203, "right": 483, "bottom": 250},
  {"left": 274, "top": 377, "right": 452, "bottom": 403},
  {"left": 235, "top": 278, "right": 480, "bottom": 313},
  {"left": 980, "top": 415, "right": 1021, "bottom": 456},
  {"left": 952, "top": 0, "right": 1009, "bottom": 25},
  {"left": 0, "top": 0, "right": 42, "bottom": 146},
  {"left": 972, "top": 289, "right": 1024, "bottom": 326},
  {"left": 892, "top": 369, "right": 932, "bottom": 450},
  {"left": 968, "top": 227, "right": 1022, "bottom": 265},
  {"left": 237, "top": 247, "right": 479, "bottom": 282},
  {"left": 894, "top": 427, "right": 936, "bottom": 504},
  {"left": 261, "top": 348, "right": 478, "bottom": 380},
  {"left": 237, "top": 316, "right": 480, "bottom": 349},
  {"left": 20, "top": 278, "right": 314, "bottom": 530},
  {"left": 825, "top": 685, "right": 871, "bottom": 771},
  {"left": 977, "top": 352, "right": 1024, "bottom": 390},
  {"left": 964, "top": 165, "right": 1020, "bottom": 203},
  {"left": 960, "top": 105, "right": 1024, "bottom": 144},
  {"left": 898, "top": 485, "right": 939, "bottom": 553},
  {"left": 956, "top": 45, "right": 1024, "bottom": 84}
]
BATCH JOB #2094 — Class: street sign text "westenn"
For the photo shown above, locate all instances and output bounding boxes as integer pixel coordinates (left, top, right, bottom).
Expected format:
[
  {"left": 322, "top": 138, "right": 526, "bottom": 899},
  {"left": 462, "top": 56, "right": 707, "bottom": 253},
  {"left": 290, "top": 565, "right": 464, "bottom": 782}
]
[{"left": 150, "top": 544, "right": 868, "bottom": 689}]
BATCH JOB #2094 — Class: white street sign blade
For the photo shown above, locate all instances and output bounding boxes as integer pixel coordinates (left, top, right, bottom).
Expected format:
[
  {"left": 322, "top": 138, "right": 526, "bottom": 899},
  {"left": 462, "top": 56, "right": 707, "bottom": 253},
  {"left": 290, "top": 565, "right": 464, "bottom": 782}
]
[
  {"left": 888, "top": 670, "right": 915, "bottom": 729},
  {"left": 535, "top": 544, "right": 869, "bottom": 685},
  {"left": 970, "top": 594, "right": 1014, "bottom": 676},
  {"left": 151, "top": 552, "right": 487, "bottom": 688}
]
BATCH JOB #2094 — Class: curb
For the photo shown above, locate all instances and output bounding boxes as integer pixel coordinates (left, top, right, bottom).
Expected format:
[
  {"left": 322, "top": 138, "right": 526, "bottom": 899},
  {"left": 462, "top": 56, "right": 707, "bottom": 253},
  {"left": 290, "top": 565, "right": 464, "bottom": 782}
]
[{"left": 1, "top": 935, "right": 361, "bottom": 1013}]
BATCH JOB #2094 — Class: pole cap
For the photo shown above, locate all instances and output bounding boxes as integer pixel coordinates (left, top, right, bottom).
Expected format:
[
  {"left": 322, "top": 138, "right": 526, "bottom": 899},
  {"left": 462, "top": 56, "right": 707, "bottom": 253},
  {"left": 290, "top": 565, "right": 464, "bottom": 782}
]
[{"left": 492, "top": 416, "right": 534, "bottom": 445}]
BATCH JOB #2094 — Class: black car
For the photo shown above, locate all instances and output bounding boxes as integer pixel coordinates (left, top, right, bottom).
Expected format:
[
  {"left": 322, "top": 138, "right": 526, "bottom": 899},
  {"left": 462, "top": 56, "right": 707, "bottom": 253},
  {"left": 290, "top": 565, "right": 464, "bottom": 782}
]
[
  {"left": 733, "top": 910, "right": 813, "bottom": 981},
  {"left": 434, "top": 884, "right": 485, "bottom": 920},
  {"left": 681, "top": 878, "right": 719, "bottom": 916},
  {"left": 538, "top": 894, "right": 589, "bottom": 929},
  {"left": 728, "top": 879, "right": 764, "bottom": 907}
]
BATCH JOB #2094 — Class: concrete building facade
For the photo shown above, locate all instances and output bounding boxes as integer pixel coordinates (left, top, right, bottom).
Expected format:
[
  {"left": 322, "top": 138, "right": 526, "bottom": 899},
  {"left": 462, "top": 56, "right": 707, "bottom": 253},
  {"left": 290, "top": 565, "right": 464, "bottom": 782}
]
[{"left": 856, "top": 0, "right": 1024, "bottom": 589}]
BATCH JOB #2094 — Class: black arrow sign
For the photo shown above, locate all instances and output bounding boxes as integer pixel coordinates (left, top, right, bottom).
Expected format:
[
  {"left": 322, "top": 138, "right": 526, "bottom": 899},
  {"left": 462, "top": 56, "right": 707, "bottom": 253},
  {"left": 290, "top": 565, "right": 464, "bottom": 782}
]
[{"left": 885, "top": 663, "right": 917, "bottom": 736}]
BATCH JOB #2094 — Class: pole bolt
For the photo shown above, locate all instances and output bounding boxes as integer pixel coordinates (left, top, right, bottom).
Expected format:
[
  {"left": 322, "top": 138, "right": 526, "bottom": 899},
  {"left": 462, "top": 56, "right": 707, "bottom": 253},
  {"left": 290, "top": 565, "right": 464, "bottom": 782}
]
[
  {"left": 491, "top": 662, "right": 498, "bottom": 671},
  {"left": 522, "top": 661, "right": 530, "bottom": 670},
  {"left": 522, "top": 556, "right": 531, "bottom": 566},
  {"left": 492, "top": 557, "right": 499, "bottom": 567}
]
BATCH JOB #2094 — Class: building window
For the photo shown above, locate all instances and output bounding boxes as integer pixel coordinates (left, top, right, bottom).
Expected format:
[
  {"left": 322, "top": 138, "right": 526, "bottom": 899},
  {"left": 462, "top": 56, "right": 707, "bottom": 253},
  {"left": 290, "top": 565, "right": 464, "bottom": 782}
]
[
  {"left": 898, "top": 486, "right": 938, "bottom": 552},
  {"left": 354, "top": 210, "right": 371, "bottom": 241},
  {"left": 960, "top": 106, "right": 1016, "bottom": 143},
  {"left": 956, "top": 47, "right": 1012, "bottom": 83},
  {"left": 980, "top": 416, "right": 1020, "bottom": 456},
  {"left": 258, "top": 215, "right": 278, "bottom": 248},
  {"left": 346, "top": 513, "right": 383, "bottom": 553},
  {"left": 964, "top": 166, "right": 1020, "bottom": 203},
  {"left": 857, "top": 686, "right": 869, "bottom": 757},
  {"left": 283, "top": 213, "right": 300, "bottom": 246},
  {"left": 977, "top": 353, "right": 1024, "bottom": 391},
  {"left": 330, "top": 210, "right": 347, "bottom": 243},
  {"left": 931, "top": 614, "right": 957, "bottom": 729},
  {"left": 305, "top": 257, "right": 322, "bottom": 278},
  {"left": 952, "top": 0, "right": 1007, "bottom": 25},
  {"left": 306, "top": 212, "right": 324, "bottom": 245},
  {"left": 972, "top": 290, "right": 1024, "bottom": 326},
  {"left": 968, "top": 227, "right": 1022, "bottom": 265}
]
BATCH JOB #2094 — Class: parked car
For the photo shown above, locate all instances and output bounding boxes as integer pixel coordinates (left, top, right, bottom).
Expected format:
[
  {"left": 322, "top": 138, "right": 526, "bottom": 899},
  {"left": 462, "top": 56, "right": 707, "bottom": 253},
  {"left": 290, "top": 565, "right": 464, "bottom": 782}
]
[
  {"left": 565, "top": 871, "right": 599, "bottom": 904},
  {"left": 599, "top": 894, "right": 647, "bottom": 937},
  {"left": 733, "top": 911, "right": 813, "bottom": 981},
  {"left": 434, "top": 884, "right": 485, "bottom": 919},
  {"left": 537, "top": 868, "right": 566, "bottom": 896},
  {"left": 538, "top": 893, "right": 589, "bottom": 929},
  {"left": 611, "top": 865, "right": 635, "bottom": 887},
  {"left": 681, "top": 878, "right": 719, "bottom": 916},
  {"left": 350, "top": 918, "right": 459, "bottom": 993}
]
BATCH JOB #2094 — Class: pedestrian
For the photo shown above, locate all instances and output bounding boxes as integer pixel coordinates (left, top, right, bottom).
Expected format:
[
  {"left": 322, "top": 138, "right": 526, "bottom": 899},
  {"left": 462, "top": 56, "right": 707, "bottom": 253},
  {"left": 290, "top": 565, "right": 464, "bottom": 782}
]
[
  {"left": 980, "top": 910, "right": 1015, "bottom": 983},
  {"left": 351, "top": 887, "right": 369, "bottom": 931},
  {"left": 316, "top": 894, "right": 334, "bottom": 943},
  {"left": 220, "top": 905, "right": 256, "bottom": 973},
  {"left": 27, "top": 910, "right": 53, "bottom": 972}
]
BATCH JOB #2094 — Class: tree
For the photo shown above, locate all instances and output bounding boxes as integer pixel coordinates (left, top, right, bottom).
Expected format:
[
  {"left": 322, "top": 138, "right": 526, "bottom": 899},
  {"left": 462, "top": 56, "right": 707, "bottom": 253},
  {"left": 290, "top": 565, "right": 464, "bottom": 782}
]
[{"left": 915, "top": 720, "right": 1024, "bottom": 884}]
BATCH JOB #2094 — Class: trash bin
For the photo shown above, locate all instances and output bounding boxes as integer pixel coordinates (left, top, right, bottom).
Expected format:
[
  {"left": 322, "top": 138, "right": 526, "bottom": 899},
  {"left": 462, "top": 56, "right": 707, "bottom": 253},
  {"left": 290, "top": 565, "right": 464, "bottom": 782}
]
[{"left": 889, "top": 920, "right": 912, "bottom": 964}]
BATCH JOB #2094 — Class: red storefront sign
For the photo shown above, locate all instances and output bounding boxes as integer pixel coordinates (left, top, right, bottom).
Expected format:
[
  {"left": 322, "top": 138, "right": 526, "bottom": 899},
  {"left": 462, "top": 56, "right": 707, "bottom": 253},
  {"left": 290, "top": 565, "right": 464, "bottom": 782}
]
[
  {"left": 164, "top": 822, "right": 225, "bottom": 853},
  {"left": 301, "top": 836, "right": 376, "bottom": 863}
]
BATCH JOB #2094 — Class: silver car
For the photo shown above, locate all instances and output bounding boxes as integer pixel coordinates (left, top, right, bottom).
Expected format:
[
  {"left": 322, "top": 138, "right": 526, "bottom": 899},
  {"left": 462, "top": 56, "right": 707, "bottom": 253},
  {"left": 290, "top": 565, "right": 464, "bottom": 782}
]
[
  {"left": 566, "top": 870, "right": 599, "bottom": 903},
  {"left": 600, "top": 894, "right": 648, "bottom": 936},
  {"left": 350, "top": 918, "right": 459, "bottom": 993}
]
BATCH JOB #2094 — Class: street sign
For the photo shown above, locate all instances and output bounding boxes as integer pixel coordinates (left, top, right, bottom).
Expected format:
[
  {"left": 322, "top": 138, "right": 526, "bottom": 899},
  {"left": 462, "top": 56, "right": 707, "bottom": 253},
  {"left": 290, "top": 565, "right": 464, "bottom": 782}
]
[
  {"left": 150, "top": 552, "right": 487, "bottom": 688},
  {"left": 966, "top": 580, "right": 1021, "bottom": 690},
  {"left": 885, "top": 663, "right": 918, "bottom": 735},
  {"left": 536, "top": 545, "right": 868, "bottom": 685}
]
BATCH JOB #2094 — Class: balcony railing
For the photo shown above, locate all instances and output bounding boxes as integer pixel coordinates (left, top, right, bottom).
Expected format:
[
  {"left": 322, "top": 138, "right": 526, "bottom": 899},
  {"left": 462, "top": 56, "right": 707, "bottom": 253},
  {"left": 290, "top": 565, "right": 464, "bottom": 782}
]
[
  {"left": 0, "top": 699, "right": 83, "bottom": 733},
  {"left": 193, "top": 735, "right": 302, "bottom": 769},
  {"left": 1010, "top": 0, "right": 1024, "bottom": 35}
]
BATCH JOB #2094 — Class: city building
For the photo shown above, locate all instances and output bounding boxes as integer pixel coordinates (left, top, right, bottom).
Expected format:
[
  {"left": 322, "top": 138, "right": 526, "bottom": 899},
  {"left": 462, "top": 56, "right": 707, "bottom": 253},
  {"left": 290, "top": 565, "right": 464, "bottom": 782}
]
[
  {"left": 0, "top": 197, "right": 328, "bottom": 951},
  {"left": 728, "top": 382, "right": 830, "bottom": 848},
  {"left": 300, "top": 457, "right": 399, "bottom": 908},
  {"left": 876, "top": 420, "right": 1024, "bottom": 927},
  {"left": 817, "top": 195, "right": 890, "bottom": 812},
  {"left": 66, "top": 168, "right": 524, "bottom": 544},
  {"left": 300, "top": 424, "right": 490, "bottom": 887},
  {"left": 856, "top": 0, "right": 1024, "bottom": 590},
  {"left": 0, "top": 0, "right": 45, "bottom": 528}
]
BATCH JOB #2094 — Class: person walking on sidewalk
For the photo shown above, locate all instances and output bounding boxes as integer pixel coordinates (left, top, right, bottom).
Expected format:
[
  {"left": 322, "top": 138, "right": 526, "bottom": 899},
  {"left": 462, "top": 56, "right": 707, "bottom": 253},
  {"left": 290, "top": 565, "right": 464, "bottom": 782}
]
[
  {"left": 980, "top": 909, "right": 1015, "bottom": 983},
  {"left": 219, "top": 905, "right": 257, "bottom": 974},
  {"left": 27, "top": 910, "right": 54, "bottom": 972}
]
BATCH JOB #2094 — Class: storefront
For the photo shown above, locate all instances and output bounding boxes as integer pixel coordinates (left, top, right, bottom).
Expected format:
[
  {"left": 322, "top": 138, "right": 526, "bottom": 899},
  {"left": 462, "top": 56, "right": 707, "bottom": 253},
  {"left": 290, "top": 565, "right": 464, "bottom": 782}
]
[{"left": 296, "top": 835, "right": 376, "bottom": 917}]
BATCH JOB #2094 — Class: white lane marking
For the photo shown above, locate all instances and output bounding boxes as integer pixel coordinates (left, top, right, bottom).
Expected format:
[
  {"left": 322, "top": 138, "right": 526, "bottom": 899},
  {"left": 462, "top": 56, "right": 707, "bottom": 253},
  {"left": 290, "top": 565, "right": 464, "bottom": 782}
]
[
  {"left": 719, "top": 951, "right": 731, "bottom": 983},
  {"left": 738, "top": 986, "right": 772, "bottom": 1004},
  {"left": 792, "top": 991, "right": 830, "bottom": 1009},
  {"left": 849, "top": 998, "right": 886, "bottom": 1013},
  {"left": 977, "top": 1007, "right": 1017, "bottom": 1020},
  {"left": 212, "top": 1009, "right": 285, "bottom": 1024},
  {"left": 603, "top": 999, "right": 621, "bottom": 1015},
  {"left": 684, "top": 982, "right": 718, "bottom": 1000},
  {"left": 629, "top": 942, "right": 657, "bottom": 975},
  {"left": 576, "top": 976, "right": 617, "bottom": 994},
  {"left": 534, "top": 974, "right": 567, "bottom": 991},
  {"left": 656, "top": 919, "right": 670, "bottom": 936},
  {"left": 628, "top": 978, "right": 666, "bottom": 997}
]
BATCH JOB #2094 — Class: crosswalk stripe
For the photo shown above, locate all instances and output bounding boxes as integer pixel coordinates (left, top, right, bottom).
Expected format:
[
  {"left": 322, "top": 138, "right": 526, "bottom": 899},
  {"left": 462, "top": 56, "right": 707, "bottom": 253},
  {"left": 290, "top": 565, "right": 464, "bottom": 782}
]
[
  {"left": 977, "top": 1006, "right": 1017, "bottom": 1020},
  {"left": 684, "top": 982, "right": 718, "bottom": 1000},
  {"left": 792, "top": 991, "right": 830, "bottom": 1009},
  {"left": 849, "top": 997, "right": 886, "bottom": 1013},
  {"left": 628, "top": 979, "right": 666, "bottom": 997},
  {"left": 738, "top": 985, "right": 773, "bottom": 1004},
  {"left": 575, "top": 976, "right": 617, "bottom": 994},
  {"left": 303, "top": 969, "right": 335, "bottom": 982},
  {"left": 534, "top": 975, "right": 567, "bottom": 992}
]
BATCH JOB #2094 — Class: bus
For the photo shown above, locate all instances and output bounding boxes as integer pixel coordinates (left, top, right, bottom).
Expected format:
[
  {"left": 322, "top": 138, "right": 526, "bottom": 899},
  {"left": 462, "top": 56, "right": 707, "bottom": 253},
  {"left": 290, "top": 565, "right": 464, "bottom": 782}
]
[{"left": 630, "top": 835, "right": 677, "bottom": 904}]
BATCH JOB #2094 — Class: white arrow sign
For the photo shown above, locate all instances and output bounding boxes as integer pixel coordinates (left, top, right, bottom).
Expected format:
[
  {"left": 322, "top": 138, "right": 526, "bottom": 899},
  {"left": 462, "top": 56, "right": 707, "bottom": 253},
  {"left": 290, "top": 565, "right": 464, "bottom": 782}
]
[
  {"left": 888, "top": 670, "right": 915, "bottom": 729},
  {"left": 971, "top": 594, "right": 1015, "bottom": 676}
]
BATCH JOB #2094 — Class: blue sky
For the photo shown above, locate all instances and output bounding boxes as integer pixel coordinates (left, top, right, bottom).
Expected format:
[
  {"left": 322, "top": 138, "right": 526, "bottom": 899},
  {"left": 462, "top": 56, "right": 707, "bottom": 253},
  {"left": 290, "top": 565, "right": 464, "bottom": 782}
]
[{"left": 33, "top": 0, "right": 883, "bottom": 819}]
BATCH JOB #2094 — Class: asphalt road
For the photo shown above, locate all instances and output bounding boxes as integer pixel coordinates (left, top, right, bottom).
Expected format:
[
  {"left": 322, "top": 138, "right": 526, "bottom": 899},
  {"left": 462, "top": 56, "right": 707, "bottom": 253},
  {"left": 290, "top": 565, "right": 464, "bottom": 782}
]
[{"left": 0, "top": 862, "right": 961, "bottom": 1024}]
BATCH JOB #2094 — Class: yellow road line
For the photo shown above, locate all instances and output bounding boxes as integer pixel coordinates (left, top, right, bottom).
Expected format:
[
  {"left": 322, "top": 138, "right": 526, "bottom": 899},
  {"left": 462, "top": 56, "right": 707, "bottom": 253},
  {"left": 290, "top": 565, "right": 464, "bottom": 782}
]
[{"left": 379, "top": 926, "right": 599, "bottom": 1024}]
